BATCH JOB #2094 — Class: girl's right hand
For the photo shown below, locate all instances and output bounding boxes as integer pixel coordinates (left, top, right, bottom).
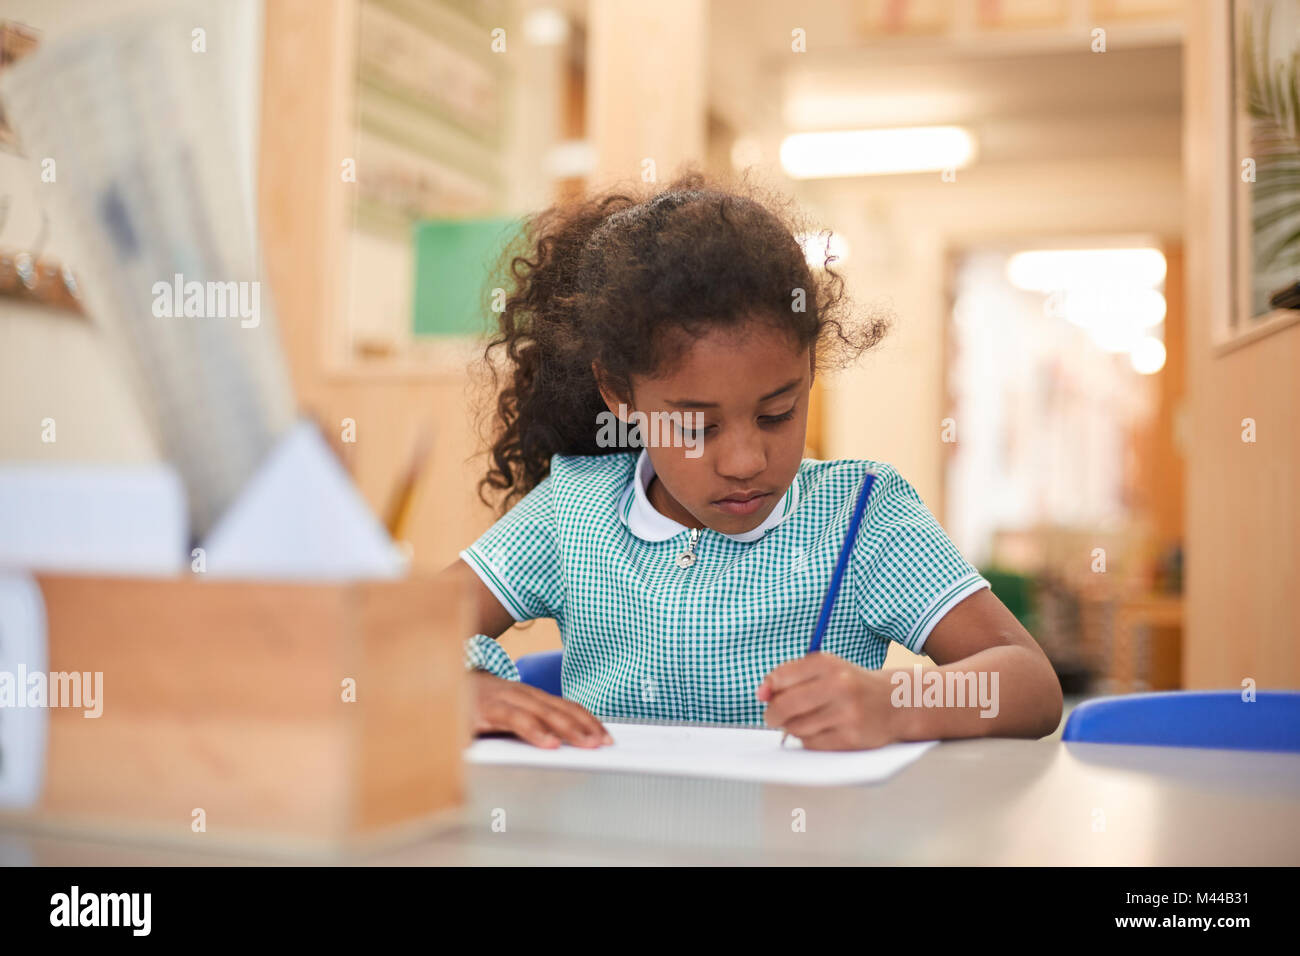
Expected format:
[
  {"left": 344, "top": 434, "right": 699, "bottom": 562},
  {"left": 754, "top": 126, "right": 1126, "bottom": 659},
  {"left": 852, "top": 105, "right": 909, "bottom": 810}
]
[{"left": 470, "top": 670, "right": 614, "bottom": 749}]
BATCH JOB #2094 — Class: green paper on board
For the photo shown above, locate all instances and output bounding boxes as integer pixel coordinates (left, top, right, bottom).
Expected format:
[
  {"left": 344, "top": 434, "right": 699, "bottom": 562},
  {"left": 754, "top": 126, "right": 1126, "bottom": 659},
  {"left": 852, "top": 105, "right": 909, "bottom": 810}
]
[{"left": 412, "top": 217, "right": 520, "bottom": 336}]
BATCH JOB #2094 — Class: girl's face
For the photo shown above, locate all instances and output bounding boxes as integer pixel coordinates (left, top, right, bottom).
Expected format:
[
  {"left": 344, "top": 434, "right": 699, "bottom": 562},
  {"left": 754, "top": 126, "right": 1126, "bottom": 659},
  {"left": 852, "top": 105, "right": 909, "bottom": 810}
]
[{"left": 600, "top": 321, "right": 811, "bottom": 536}]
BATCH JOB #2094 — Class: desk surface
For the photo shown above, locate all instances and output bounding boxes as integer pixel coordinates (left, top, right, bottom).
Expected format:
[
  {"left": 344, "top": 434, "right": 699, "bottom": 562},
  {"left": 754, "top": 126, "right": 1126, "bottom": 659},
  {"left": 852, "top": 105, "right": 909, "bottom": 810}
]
[{"left": 4, "top": 736, "right": 1299, "bottom": 865}]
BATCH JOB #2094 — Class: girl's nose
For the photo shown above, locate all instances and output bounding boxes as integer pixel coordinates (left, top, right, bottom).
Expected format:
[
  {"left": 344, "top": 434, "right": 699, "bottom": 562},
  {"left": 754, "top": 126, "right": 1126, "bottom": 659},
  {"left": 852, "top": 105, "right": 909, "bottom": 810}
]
[{"left": 714, "top": 430, "right": 766, "bottom": 481}]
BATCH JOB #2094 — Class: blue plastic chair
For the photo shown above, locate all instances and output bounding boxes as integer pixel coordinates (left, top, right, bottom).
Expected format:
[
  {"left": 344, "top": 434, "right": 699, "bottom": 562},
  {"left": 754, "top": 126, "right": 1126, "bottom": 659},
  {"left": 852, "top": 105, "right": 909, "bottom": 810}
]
[
  {"left": 516, "top": 649, "right": 563, "bottom": 696},
  {"left": 1062, "top": 691, "right": 1300, "bottom": 752}
]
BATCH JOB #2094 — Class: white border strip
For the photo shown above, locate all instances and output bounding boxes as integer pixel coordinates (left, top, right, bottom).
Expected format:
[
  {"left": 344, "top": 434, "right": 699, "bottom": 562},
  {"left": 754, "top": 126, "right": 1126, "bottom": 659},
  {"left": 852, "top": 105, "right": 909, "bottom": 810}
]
[
  {"left": 910, "top": 574, "right": 991, "bottom": 654},
  {"left": 459, "top": 548, "right": 528, "bottom": 623}
]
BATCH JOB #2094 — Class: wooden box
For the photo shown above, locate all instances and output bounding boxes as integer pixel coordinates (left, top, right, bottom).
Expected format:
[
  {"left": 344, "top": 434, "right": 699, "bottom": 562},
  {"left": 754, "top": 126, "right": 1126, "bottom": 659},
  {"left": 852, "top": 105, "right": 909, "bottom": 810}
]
[{"left": 1, "top": 574, "right": 470, "bottom": 857}]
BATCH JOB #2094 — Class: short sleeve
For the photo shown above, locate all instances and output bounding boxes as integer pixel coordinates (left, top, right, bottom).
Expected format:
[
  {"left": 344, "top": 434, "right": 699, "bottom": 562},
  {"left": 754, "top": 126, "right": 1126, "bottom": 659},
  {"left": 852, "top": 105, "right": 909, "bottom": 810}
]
[
  {"left": 459, "top": 475, "right": 565, "bottom": 623},
  {"left": 850, "top": 465, "right": 989, "bottom": 655}
]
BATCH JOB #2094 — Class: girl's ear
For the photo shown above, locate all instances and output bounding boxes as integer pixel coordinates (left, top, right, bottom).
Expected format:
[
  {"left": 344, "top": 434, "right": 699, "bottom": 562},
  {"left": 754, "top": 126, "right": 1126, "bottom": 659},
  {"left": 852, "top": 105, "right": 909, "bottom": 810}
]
[{"left": 591, "top": 361, "right": 632, "bottom": 419}]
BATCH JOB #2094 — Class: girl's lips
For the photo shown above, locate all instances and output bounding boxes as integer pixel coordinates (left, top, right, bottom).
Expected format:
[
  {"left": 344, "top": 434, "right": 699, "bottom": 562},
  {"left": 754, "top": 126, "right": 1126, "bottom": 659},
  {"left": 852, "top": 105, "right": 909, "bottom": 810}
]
[{"left": 712, "top": 492, "right": 771, "bottom": 516}]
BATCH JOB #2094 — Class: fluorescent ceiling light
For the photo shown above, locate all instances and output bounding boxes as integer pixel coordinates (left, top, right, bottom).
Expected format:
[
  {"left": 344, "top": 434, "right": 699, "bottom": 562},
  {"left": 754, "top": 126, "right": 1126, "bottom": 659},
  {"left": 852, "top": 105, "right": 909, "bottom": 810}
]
[
  {"left": 779, "top": 126, "right": 977, "bottom": 179},
  {"left": 1087, "top": 316, "right": 1151, "bottom": 353},
  {"left": 523, "top": 8, "right": 569, "bottom": 46},
  {"left": 1051, "top": 288, "right": 1167, "bottom": 330},
  {"left": 1007, "top": 248, "right": 1167, "bottom": 292},
  {"left": 1130, "top": 336, "right": 1168, "bottom": 374},
  {"left": 783, "top": 91, "right": 981, "bottom": 130},
  {"left": 544, "top": 140, "right": 595, "bottom": 178}
]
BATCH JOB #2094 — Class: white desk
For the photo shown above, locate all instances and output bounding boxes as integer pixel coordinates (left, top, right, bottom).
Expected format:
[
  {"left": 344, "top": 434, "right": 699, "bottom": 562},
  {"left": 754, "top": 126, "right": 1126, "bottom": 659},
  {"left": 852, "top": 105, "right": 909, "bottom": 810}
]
[{"left": 3, "top": 736, "right": 1298, "bottom": 865}]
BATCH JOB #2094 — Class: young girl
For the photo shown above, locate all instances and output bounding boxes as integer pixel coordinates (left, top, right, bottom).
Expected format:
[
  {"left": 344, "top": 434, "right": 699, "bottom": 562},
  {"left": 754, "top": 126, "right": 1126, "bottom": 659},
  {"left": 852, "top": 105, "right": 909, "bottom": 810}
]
[{"left": 441, "top": 171, "right": 1062, "bottom": 751}]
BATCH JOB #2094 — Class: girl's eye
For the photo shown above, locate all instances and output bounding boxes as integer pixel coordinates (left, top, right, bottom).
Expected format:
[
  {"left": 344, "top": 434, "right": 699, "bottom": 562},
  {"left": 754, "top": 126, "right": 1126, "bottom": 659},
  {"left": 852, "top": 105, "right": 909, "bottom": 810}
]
[
  {"left": 673, "top": 406, "right": 795, "bottom": 437},
  {"left": 675, "top": 420, "right": 715, "bottom": 437},
  {"left": 759, "top": 408, "right": 796, "bottom": 427}
]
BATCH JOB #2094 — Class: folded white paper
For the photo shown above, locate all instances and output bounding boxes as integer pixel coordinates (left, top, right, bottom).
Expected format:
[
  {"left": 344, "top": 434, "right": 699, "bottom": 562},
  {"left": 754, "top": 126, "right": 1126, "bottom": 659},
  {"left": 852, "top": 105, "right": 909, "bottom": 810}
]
[
  {"left": 200, "top": 421, "right": 407, "bottom": 580},
  {"left": 467, "top": 721, "right": 937, "bottom": 786}
]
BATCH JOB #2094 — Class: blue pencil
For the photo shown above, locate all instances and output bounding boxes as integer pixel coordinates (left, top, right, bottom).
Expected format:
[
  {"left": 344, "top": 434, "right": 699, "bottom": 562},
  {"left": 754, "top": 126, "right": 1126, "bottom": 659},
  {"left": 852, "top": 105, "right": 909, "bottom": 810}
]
[{"left": 780, "top": 471, "right": 877, "bottom": 747}]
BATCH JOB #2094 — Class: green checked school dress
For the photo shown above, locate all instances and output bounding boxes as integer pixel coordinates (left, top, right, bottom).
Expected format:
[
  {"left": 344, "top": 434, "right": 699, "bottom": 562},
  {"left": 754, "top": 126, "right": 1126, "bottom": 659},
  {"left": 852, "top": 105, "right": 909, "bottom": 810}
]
[{"left": 461, "top": 449, "right": 989, "bottom": 726}]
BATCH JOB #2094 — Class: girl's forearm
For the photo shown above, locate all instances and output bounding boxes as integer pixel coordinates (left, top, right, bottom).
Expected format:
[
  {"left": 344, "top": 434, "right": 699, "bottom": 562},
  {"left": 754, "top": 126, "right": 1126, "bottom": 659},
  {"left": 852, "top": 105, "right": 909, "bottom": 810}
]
[{"left": 887, "top": 645, "right": 1063, "bottom": 742}]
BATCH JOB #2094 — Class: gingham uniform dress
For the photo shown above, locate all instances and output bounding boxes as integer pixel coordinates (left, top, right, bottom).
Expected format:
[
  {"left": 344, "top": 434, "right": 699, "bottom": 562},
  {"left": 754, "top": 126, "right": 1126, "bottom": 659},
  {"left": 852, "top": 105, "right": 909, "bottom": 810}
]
[{"left": 462, "top": 449, "right": 989, "bottom": 725}]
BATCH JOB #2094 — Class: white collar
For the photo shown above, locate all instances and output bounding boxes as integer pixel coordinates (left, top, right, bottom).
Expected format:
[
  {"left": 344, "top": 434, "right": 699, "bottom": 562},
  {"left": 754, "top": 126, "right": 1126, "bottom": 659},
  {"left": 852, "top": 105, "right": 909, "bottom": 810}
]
[{"left": 616, "top": 449, "right": 799, "bottom": 543}]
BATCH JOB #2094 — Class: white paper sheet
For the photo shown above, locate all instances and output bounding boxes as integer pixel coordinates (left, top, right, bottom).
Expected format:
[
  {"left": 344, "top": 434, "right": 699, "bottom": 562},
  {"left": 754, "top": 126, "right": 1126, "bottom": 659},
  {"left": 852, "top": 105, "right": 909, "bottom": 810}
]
[
  {"left": 466, "top": 722, "right": 937, "bottom": 786},
  {"left": 0, "top": 464, "right": 187, "bottom": 576},
  {"left": 0, "top": 573, "right": 48, "bottom": 809}
]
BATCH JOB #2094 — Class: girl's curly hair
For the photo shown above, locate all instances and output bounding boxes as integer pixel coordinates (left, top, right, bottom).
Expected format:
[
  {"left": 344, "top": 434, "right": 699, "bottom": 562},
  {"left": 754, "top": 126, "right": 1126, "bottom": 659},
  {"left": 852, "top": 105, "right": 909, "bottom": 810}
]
[{"left": 473, "top": 167, "right": 891, "bottom": 511}]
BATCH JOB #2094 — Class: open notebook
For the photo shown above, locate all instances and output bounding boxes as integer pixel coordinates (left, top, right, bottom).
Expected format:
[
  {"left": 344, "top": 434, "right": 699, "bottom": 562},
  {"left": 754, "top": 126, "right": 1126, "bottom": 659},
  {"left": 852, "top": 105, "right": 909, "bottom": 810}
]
[{"left": 467, "top": 721, "right": 937, "bottom": 786}]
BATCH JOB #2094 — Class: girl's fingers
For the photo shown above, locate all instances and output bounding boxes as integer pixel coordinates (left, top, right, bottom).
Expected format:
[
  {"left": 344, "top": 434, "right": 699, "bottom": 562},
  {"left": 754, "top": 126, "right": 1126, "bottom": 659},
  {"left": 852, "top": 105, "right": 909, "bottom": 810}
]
[
  {"left": 796, "top": 727, "right": 848, "bottom": 751},
  {"left": 534, "top": 698, "right": 609, "bottom": 747},
  {"left": 763, "top": 676, "right": 832, "bottom": 730},
  {"left": 761, "top": 652, "right": 835, "bottom": 695},
  {"left": 476, "top": 680, "right": 613, "bottom": 748},
  {"left": 779, "top": 699, "right": 840, "bottom": 740},
  {"left": 511, "top": 685, "right": 609, "bottom": 746},
  {"left": 518, "top": 685, "right": 613, "bottom": 745},
  {"left": 554, "top": 698, "right": 614, "bottom": 743},
  {"left": 504, "top": 708, "right": 563, "bottom": 748}
]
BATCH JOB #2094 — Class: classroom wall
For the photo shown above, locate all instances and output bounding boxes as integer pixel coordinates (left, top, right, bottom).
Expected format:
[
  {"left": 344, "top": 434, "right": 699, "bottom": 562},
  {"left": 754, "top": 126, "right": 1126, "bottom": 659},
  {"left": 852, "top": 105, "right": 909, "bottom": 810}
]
[
  {"left": 256, "top": 0, "right": 571, "bottom": 654},
  {"left": 585, "top": 0, "right": 707, "bottom": 189},
  {"left": 1182, "top": 1, "right": 1299, "bottom": 688}
]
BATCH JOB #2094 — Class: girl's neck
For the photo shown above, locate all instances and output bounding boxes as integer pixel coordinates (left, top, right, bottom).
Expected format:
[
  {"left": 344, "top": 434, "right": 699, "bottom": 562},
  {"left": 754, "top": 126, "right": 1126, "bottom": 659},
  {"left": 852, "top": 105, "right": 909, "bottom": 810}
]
[{"left": 646, "top": 475, "right": 705, "bottom": 530}]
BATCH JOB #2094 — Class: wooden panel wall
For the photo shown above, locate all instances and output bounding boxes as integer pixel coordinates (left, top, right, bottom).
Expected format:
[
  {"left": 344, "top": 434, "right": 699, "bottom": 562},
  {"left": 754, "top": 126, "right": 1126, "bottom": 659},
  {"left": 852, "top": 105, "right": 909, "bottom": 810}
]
[
  {"left": 1183, "top": 0, "right": 1300, "bottom": 687},
  {"left": 256, "top": 0, "right": 560, "bottom": 659}
]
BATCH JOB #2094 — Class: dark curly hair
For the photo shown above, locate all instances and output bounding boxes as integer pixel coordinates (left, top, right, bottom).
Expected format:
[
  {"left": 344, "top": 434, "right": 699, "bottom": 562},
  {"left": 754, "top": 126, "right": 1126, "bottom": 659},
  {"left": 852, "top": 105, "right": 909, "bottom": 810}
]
[{"left": 474, "top": 167, "right": 891, "bottom": 510}]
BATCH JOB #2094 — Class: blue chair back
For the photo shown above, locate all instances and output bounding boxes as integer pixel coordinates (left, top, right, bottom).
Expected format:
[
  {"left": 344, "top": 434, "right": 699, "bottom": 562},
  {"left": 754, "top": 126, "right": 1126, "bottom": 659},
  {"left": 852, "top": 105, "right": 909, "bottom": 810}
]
[
  {"left": 516, "top": 649, "right": 563, "bottom": 696},
  {"left": 1063, "top": 690, "right": 1300, "bottom": 752}
]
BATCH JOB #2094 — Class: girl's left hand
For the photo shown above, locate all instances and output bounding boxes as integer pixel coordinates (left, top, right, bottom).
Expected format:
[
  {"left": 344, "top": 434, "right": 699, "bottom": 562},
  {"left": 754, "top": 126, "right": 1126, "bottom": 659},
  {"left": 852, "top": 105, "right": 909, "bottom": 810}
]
[{"left": 756, "top": 652, "right": 902, "bottom": 750}]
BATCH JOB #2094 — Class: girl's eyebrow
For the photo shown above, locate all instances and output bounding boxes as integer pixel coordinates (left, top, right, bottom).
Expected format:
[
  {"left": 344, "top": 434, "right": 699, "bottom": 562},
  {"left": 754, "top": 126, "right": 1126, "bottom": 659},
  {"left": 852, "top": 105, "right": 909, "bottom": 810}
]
[{"left": 666, "top": 377, "right": 802, "bottom": 408}]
